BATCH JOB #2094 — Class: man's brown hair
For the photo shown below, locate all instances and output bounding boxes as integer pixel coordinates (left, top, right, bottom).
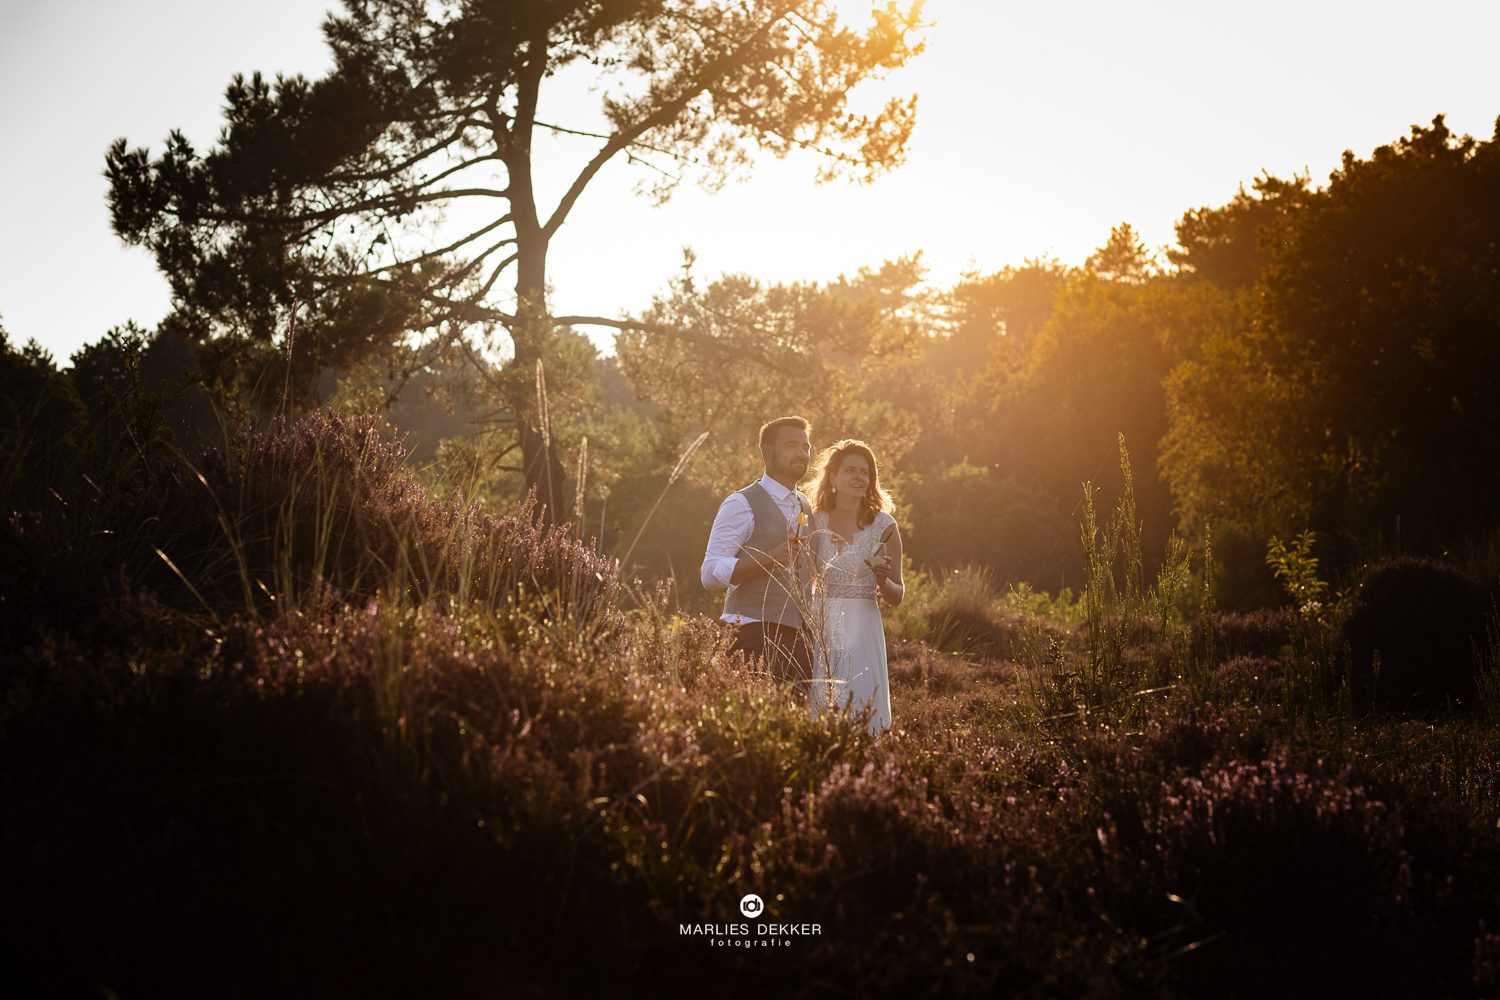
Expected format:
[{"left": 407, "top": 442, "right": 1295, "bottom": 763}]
[{"left": 758, "top": 415, "right": 811, "bottom": 455}]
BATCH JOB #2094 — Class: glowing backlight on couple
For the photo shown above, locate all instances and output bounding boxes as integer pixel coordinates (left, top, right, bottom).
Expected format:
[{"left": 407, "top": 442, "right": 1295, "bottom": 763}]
[{"left": 702, "top": 419, "right": 903, "bottom": 734}]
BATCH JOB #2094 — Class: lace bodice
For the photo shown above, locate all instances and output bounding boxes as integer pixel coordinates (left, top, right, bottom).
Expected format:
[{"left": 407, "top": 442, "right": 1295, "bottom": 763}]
[{"left": 811, "top": 510, "right": 896, "bottom": 601}]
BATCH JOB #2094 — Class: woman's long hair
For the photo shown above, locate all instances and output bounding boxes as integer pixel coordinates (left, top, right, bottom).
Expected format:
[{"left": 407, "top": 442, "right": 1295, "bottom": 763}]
[{"left": 806, "top": 439, "right": 893, "bottom": 529}]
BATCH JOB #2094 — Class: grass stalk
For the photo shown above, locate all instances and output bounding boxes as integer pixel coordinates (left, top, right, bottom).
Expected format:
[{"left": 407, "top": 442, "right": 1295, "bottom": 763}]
[
  {"left": 1475, "top": 600, "right": 1500, "bottom": 724},
  {"left": 573, "top": 434, "right": 588, "bottom": 538},
  {"left": 620, "top": 430, "right": 709, "bottom": 567}
]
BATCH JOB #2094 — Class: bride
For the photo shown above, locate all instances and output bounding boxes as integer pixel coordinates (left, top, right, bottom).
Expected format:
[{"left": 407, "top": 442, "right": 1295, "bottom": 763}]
[{"left": 804, "top": 440, "right": 904, "bottom": 733}]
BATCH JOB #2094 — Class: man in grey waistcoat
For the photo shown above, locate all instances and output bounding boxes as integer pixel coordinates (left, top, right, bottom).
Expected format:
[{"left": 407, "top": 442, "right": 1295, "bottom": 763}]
[{"left": 700, "top": 415, "right": 815, "bottom": 698}]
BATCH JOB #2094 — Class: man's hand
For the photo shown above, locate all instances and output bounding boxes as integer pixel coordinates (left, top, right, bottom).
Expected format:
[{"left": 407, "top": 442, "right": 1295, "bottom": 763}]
[
  {"left": 767, "top": 536, "right": 803, "bottom": 568},
  {"left": 729, "top": 536, "right": 802, "bottom": 586}
]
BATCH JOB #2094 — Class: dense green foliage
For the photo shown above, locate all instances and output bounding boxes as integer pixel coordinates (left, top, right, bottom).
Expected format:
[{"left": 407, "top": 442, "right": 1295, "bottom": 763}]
[
  {"left": 1165, "top": 116, "right": 1500, "bottom": 574},
  {"left": 0, "top": 323, "right": 88, "bottom": 504}
]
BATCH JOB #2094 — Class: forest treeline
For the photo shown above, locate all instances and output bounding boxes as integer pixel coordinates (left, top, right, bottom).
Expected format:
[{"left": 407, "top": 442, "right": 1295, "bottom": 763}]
[{"left": 5, "top": 114, "right": 1499, "bottom": 611}]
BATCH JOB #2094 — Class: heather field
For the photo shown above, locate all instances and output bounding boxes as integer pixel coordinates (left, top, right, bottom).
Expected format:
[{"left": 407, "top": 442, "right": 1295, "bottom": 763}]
[{"left": 3, "top": 412, "right": 1499, "bottom": 999}]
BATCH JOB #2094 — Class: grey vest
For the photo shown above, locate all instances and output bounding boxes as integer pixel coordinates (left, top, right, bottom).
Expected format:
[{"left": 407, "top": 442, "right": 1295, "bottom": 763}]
[{"left": 723, "top": 482, "right": 811, "bottom": 627}]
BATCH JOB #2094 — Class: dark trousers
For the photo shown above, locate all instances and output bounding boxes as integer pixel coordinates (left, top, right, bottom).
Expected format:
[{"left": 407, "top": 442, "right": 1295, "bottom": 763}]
[{"left": 728, "top": 621, "right": 813, "bottom": 702}]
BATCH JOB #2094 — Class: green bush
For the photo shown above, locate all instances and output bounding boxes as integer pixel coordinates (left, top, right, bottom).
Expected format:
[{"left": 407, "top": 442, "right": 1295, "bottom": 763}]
[
  {"left": 0, "top": 327, "right": 88, "bottom": 506},
  {"left": 1341, "top": 557, "right": 1489, "bottom": 715},
  {"left": 903, "top": 463, "right": 1078, "bottom": 593}
]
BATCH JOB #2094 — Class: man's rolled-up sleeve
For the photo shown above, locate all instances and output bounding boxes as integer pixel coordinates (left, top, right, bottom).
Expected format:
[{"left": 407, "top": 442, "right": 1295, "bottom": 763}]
[{"left": 701, "top": 493, "right": 751, "bottom": 590}]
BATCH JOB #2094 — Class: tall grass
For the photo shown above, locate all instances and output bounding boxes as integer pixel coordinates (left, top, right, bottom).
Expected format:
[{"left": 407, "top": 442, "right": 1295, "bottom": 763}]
[
  {"left": 1474, "top": 600, "right": 1500, "bottom": 724},
  {"left": 1019, "top": 436, "right": 1215, "bottom": 736},
  {"left": 924, "top": 564, "right": 998, "bottom": 652},
  {"left": 2, "top": 410, "right": 621, "bottom": 655},
  {"left": 620, "top": 429, "right": 709, "bottom": 567}
]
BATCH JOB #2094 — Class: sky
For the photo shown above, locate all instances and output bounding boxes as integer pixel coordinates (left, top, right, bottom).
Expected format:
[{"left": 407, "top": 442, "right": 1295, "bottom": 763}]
[{"left": 2, "top": 0, "right": 1498, "bottom": 362}]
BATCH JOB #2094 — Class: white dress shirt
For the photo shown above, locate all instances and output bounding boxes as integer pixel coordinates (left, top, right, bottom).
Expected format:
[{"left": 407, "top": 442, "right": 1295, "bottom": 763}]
[{"left": 701, "top": 473, "right": 804, "bottom": 624}]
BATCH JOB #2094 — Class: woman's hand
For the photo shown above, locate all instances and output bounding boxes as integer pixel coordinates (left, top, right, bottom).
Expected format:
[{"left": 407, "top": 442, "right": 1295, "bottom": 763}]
[
  {"left": 866, "top": 526, "right": 904, "bottom": 606},
  {"left": 866, "top": 555, "right": 895, "bottom": 600}
]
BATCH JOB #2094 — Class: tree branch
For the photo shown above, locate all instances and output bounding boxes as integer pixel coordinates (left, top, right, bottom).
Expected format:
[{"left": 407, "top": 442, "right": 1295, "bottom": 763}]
[
  {"left": 396, "top": 152, "right": 509, "bottom": 195},
  {"left": 324, "top": 113, "right": 488, "bottom": 184},
  {"left": 550, "top": 315, "right": 800, "bottom": 375},
  {"left": 540, "top": 2, "right": 804, "bottom": 241},
  {"left": 367, "top": 214, "right": 515, "bottom": 275},
  {"left": 535, "top": 119, "right": 698, "bottom": 164},
  {"left": 172, "top": 184, "right": 510, "bottom": 233},
  {"left": 473, "top": 250, "right": 521, "bottom": 300},
  {"left": 354, "top": 274, "right": 514, "bottom": 326}
]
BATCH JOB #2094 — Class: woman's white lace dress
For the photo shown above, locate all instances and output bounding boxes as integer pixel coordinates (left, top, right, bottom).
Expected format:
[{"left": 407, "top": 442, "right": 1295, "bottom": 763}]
[{"left": 808, "top": 510, "right": 894, "bottom": 733}]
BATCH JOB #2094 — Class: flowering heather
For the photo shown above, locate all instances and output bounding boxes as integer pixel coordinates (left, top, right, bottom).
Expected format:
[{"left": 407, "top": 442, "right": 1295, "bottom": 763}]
[
  {"left": 1213, "top": 608, "right": 1293, "bottom": 660},
  {"left": 2, "top": 412, "right": 1498, "bottom": 997},
  {"left": 1, "top": 410, "right": 619, "bottom": 644}
]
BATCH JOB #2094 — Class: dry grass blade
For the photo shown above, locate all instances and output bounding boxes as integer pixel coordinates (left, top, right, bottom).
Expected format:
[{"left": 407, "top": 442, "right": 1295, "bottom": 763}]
[
  {"left": 154, "top": 547, "right": 220, "bottom": 625},
  {"left": 186, "top": 463, "right": 256, "bottom": 616},
  {"left": 535, "top": 359, "right": 551, "bottom": 452},
  {"left": 668, "top": 429, "right": 710, "bottom": 485},
  {"left": 573, "top": 435, "right": 588, "bottom": 530},
  {"left": 621, "top": 430, "right": 709, "bottom": 568},
  {"left": 535, "top": 358, "right": 557, "bottom": 514}
]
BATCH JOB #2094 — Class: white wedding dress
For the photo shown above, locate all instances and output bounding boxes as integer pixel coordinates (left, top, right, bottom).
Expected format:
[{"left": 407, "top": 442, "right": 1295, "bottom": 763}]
[{"left": 808, "top": 510, "right": 894, "bottom": 734}]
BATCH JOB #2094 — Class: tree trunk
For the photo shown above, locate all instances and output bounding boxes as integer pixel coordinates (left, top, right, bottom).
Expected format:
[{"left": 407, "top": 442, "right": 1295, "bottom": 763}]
[
  {"left": 507, "top": 39, "right": 566, "bottom": 523},
  {"left": 509, "top": 229, "right": 564, "bottom": 521}
]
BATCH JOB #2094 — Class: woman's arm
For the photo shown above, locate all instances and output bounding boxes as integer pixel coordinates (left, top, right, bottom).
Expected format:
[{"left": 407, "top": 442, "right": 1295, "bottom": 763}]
[{"left": 871, "top": 522, "right": 905, "bottom": 607}]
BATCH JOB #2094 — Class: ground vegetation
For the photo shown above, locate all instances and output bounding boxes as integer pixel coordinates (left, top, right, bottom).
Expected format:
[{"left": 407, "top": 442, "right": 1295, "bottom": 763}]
[{"left": 2, "top": 413, "right": 1497, "bottom": 997}]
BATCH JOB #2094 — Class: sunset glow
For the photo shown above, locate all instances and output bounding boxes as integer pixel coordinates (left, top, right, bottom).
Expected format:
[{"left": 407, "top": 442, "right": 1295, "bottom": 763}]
[{"left": 2, "top": 0, "right": 1498, "bottom": 357}]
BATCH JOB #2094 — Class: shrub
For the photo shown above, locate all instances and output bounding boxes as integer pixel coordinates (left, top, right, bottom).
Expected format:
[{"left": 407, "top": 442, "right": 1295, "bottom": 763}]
[
  {"left": 887, "top": 637, "right": 978, "bottom": 694},
  {"left": 6, "top": 580, "right": 1497, "bottom": 997},
  {"left": 0, "top": 584, "right": 876, "bottom": 996},
  {"left": 1211, "top": 655, "right": 1285, "bottom": 704},
  {"left": 0, "top": 410, "right": 621, "bottom": 650},
  {"left": 1340, "top": 557, "right": 1488, "bottom": 715},
  {"left": 1214, "top": 608, "right": 1292, "bottom": 660},
  {"left": 919, "top": 566, "right": 1048, "bottom": 659},
  {"left": 1000, "top": 580, "right": 1085, "bottom": 625}
]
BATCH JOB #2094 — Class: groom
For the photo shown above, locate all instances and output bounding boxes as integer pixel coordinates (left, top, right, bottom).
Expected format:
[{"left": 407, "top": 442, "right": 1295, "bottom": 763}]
[{"left": 700, "top": 415, "right": 815, "bottom": 696}]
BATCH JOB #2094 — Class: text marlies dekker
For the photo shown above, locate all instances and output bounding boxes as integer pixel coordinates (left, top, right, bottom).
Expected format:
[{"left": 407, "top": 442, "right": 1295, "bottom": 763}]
[{"left": 679, "top": 922, "right": 823, "bottom": 941}]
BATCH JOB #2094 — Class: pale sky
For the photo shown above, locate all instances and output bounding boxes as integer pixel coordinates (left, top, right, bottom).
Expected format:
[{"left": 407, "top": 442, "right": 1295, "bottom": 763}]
[{"left": 2, "top": 0, "right": 1498, "bottom": 362}]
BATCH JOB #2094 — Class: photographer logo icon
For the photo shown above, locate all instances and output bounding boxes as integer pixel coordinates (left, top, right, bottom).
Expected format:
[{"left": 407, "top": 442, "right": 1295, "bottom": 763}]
[{"left": 739, "top": 893, "right": 764, "bottom": 918}]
